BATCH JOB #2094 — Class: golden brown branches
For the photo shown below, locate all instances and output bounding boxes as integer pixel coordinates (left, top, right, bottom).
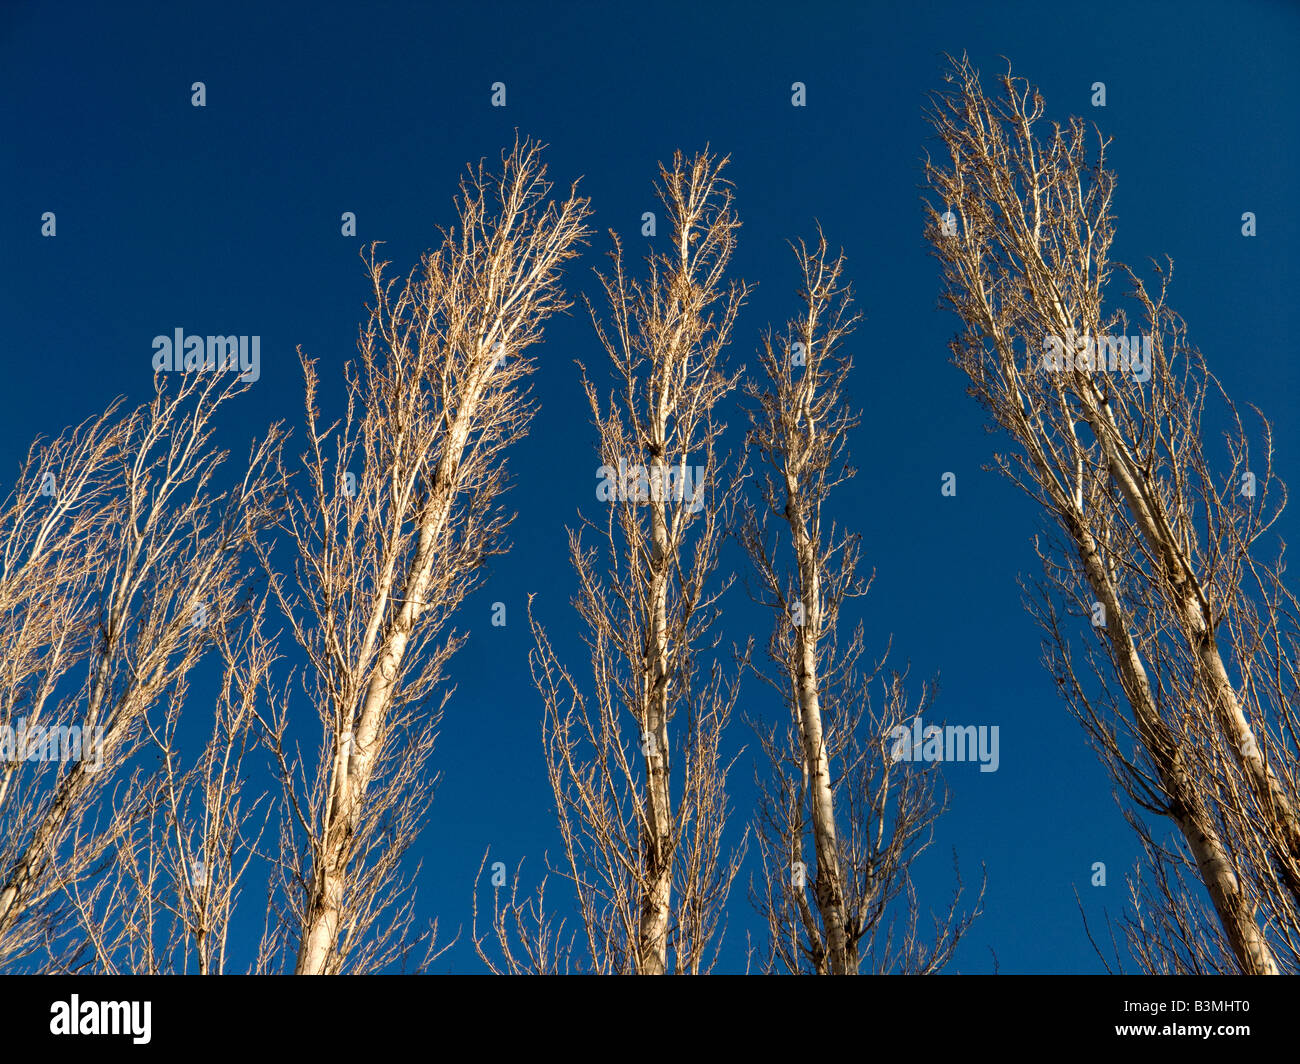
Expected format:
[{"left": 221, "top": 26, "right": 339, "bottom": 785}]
[
  {"left": 741, "top": 230, "right": 981, "bottom": 973},
  {"left": 924, "top": 53, "right": 1299, "bottom": 973},
  {"left": 261, "top": 138, "right": 591, "bottom": 974},
  {"left": 0, "top": 372, "right": 287, "bottom": 970},
  {"left": 504, "top": 150, "right": 751, "bottom": 975}
]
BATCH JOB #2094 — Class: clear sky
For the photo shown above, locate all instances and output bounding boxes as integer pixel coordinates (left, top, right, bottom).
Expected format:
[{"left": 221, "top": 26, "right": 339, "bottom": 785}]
[{"left": 2, "top": 0, "right": 1298, "bottom": 973}]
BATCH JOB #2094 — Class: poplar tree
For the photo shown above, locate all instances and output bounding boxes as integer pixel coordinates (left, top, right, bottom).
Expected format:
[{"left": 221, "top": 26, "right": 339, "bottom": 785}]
[
  {"left": 742, "top": 229, "right": 980, "bottom": 973},
  {"left": 925, "top": 55, "right": 1300, "bottom": 973},
  {"left": 266, "top": 141, "right": 591, "bottom": 974}
]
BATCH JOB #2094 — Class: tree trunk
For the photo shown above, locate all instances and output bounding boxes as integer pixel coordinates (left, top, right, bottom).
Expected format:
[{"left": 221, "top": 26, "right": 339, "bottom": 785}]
[
  {"left": 637, "top": 453, "right": 673, "bottom": 975},
  {"left": 295, "top": 459, "right": 457, "bottom": 974},
  {"left": 1075, "top": 519, "right": 1278, "bottom": 974},
  {"left": 790, "top": 505, "right": 853, "bottom": 974}
]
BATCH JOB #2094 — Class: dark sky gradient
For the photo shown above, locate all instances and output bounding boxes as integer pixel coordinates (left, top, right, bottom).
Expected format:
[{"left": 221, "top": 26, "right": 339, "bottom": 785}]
[{"left": 2, "top": 0, "right": 1297, "bottom": 973}]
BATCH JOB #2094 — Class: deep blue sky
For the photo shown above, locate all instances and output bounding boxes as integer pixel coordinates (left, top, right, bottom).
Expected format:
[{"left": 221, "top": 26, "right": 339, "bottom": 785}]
[{"left": 3, "top": 0, "right": 1298, "bottom": 973}]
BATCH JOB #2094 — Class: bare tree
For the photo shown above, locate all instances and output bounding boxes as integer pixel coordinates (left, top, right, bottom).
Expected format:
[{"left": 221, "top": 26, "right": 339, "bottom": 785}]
[
  {"left": 0, "top": 374, "right": 286, "bottom": 970},
  {"left": 471, "top": 852, "right": 577, "bottom": 975},
  {"left": 741, "top": 229, "right": 981, "bottom": 974},
  {"left": 486, "top": 150, "right": 750, "bottom": 975},
  {"left": 54, "top": 604, "right": 280, "bottom": 974},
  {"left": 262, "top": 140, "right": 592, "bottom": 974},
  {"left": 924, "top": 54, "right": 1300, "bottom": 973}
]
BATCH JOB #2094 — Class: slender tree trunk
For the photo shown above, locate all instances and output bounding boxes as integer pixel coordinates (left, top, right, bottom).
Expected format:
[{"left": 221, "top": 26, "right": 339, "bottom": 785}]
[
  {"left": 789, "top": 505, "right": 853, "bottom": 974},
  {"left": 637, "top": 453, "right": 673, "bottom": 974},
  {"left": 295, "top": 472, "right": 453, "bottom": 974},
  {"left": 1094, "top": 418, "right": 1300, "bottom": 872},
  {"left": 1074, "top": 518, "right": 1278, "bottom": 974}
]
